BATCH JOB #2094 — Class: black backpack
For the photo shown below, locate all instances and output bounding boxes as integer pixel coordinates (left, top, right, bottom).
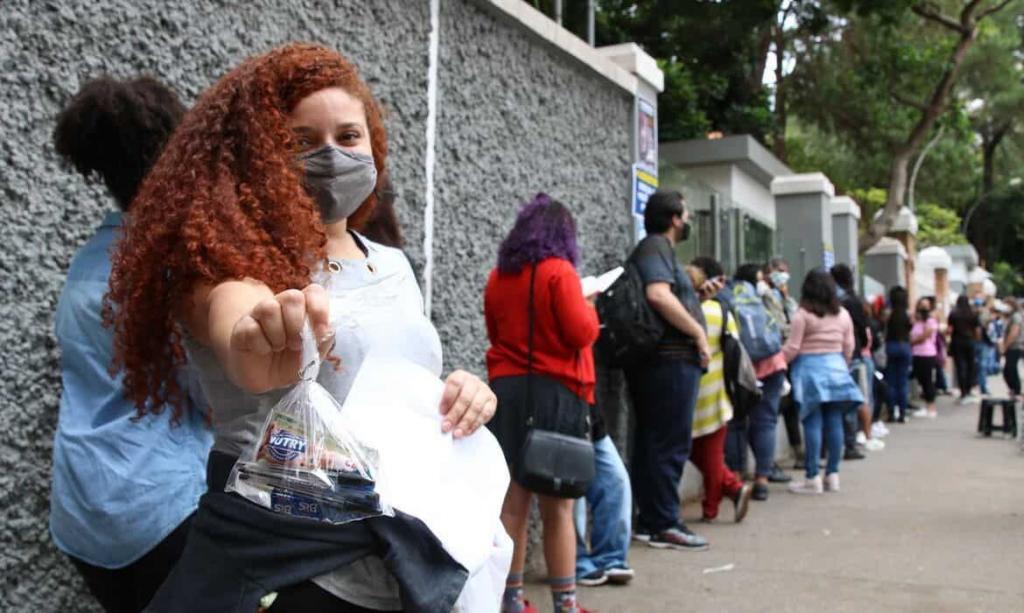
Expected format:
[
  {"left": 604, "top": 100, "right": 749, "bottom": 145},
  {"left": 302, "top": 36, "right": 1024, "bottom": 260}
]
[
  {"left": 594, "top": 260, "right": 665, "bottom": 367},
  {"left": 718, "top": 300, "right": 763, "bottom": 420}
]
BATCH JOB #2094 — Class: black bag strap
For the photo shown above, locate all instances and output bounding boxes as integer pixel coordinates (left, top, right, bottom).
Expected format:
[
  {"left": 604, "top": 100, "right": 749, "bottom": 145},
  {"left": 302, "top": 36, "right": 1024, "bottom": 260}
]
[
  {"left": 719, "top": 298, "right": 729, "bottom": 347},
  {"left": 526, "top": 263, "right": 537, "bottom": 427}
]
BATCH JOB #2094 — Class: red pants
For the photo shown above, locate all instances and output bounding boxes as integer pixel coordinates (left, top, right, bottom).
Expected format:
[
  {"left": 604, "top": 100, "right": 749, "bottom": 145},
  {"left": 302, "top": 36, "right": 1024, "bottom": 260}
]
[{"left": 690, "top": 425, "right": 744, "bottom": 519}]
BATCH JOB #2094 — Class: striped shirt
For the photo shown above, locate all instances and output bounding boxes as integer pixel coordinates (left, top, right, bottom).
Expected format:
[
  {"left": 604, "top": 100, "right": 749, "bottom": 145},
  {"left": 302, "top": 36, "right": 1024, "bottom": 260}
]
[{"left": 693, "top": 300, "right": 738, "bottom": 437}]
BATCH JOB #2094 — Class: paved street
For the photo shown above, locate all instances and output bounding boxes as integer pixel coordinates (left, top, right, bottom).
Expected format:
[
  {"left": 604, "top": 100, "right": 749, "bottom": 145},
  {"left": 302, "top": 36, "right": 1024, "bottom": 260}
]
[{"left": 527, "top": 394, "right": 1024, "bottom": 612}]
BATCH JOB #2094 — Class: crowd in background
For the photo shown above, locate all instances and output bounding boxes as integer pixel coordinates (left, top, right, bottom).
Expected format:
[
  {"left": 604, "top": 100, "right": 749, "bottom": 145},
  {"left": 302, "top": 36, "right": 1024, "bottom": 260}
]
[{"left": 46, "top": 48, "right": 1024, "bottom": 613}]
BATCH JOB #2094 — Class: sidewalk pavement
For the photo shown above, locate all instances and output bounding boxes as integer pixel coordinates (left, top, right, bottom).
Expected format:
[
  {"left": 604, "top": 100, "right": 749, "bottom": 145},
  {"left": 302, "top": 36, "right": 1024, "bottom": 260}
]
[{"left": 527, "top": 393, "right": 1024, "bottom": 612}]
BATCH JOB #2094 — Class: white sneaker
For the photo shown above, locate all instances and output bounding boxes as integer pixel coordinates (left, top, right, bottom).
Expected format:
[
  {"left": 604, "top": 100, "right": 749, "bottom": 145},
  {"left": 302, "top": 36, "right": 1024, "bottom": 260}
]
[
  {"left": 864, "top": 438, "right": 885, "bottom": 451},
  {"left": 788, "top": 475, "right": 824, "bottom": 495},
  {"left": 856, "top": 431, "right": 867, "bottom": 445},
  {"left": 825, "top": 473, "right": 840, "bottom": 492},
  {"left": 871, "top": 422, "right": 889, "bottom": 438},
  {"left": 911, "top": 408, "right": 929, "bottom": 418},
  {"left": 925, "top": 411, "right": 938, "bottom": 419}
]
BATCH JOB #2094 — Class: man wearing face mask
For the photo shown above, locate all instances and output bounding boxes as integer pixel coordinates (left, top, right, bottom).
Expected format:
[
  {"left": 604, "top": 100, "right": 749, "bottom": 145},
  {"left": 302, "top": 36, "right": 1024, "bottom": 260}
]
[{"left": 625, "top": 190, "right": 712, "bottom": 551}]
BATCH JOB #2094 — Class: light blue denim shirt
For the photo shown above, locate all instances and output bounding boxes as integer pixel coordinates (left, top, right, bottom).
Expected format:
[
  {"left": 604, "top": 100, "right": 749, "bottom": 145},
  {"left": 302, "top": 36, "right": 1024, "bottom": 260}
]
[{"left": 50, "top": 211, "right": 212, "bottom": 568}]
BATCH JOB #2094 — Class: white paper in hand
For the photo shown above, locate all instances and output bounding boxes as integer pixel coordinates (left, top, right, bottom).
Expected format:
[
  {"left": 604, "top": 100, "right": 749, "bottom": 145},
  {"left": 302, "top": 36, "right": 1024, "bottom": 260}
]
[
  {"left": 338, "top": 356, "right": 512, "bottom": 612},
  {"left": 581, "top": 266, "right": 624, "bottom": 297}
]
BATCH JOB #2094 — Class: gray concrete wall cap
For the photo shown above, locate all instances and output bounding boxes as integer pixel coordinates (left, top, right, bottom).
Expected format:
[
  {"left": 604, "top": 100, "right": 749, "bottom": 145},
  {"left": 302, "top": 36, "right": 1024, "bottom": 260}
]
[
  {"left": 771, "top": 172, "right": 836, "bottom": 198},
  {"left": 831, "top": 196, "right": 861, "bottom": 219},
  {"left": 865, "top": 237, "right": 908, "bottom": 258},
  {"left": 660, "top": 135, "right": 792, "bottom": 186},
  {"left": 596, "top": 42, "right": 665, "bottom": 92},
  {"left": 919, "top": 246, "right": 954, "bottom": 270},
  {"left": 871, "top": 206, "right": 919, "bottom": 235},
  {"left": 478, "top": 0, "right": 642, "bottom": 94}
]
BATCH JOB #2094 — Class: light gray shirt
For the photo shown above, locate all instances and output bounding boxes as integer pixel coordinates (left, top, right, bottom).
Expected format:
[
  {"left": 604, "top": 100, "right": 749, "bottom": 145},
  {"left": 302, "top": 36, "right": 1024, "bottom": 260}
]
[{"left": 186, "top": 233, "right": 441, "bottom": 610}]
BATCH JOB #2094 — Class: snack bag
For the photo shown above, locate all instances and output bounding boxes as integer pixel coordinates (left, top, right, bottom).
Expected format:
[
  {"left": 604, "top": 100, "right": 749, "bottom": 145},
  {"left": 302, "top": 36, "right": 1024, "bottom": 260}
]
[{"left": 225, "top": 322, "right": 389, "bottom": 524}]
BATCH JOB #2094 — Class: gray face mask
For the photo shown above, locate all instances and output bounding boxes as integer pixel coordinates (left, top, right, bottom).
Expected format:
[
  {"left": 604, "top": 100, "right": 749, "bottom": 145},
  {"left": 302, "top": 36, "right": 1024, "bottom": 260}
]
[{"left": 298, "top": 144, "right": 378, "bottom": 224}]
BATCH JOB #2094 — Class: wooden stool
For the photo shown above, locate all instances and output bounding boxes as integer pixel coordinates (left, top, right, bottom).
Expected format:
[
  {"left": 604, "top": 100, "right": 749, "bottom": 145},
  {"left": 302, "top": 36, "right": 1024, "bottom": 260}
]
[{"left": 978, "top": 398, "right": 1018, "bottom": 438}]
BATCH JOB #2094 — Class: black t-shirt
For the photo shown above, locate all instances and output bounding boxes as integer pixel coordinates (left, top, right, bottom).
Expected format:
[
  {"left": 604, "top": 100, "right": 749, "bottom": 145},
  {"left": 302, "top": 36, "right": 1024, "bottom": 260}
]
[
  {"left": 885, "top": 310, "right": 912, "bottom": 343},
  {"left": 840, "top": 290, "right": 869, "bottom": 356},
  {"left": 629, "top": 235, "right": 706, "bottom": 364},
  {"left": 948, "top": 310, "right": 980, "bottom": 345}
]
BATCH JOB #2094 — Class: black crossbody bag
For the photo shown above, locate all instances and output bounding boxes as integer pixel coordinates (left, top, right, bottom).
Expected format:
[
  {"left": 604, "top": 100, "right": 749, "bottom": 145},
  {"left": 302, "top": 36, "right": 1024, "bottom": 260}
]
[{"left": 513, "top": 264, "right": 595, "bottom": 499}]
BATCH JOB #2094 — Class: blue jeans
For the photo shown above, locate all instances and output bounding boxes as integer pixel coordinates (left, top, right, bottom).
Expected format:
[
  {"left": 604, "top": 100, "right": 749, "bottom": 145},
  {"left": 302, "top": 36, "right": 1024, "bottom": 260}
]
[
  {"left": 574, "top": 436, "right": 631, "bottom": 576},
  {"left": 975, "top": 341, "right": 991, "bottom": 395},
  {"left": 726, "top": 371, "right": 785, "bottom": 477},
  {"left": 802, "top": 403, "right": 846, "bottom": 478},
  {"left": 885, "top": 342, "right": 912, "bottom": 418},
  {"left": 844, "top": 358, "right": 872, "bottom": 449},
  {"left": 626, "top": 358, "right": 702, "bottom": 533}
]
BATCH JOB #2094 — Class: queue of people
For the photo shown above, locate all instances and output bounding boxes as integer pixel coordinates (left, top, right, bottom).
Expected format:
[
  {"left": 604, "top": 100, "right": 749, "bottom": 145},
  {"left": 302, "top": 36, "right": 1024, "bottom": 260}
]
[{"left": 47, "top": 43, "right": 1024, "bottom": 613}]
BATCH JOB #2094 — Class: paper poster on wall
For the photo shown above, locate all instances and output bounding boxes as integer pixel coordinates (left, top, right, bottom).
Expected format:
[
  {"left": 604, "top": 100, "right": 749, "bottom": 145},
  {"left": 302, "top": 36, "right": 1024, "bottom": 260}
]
[
  {"left": 637, "top": 98, "right": 657, "bottom": 171},
  {"left": 632, "top": 165, "right": 659, "bottom": 241},
  {"left": 823, "top": 248, "right": 835, "bottom": 270}
]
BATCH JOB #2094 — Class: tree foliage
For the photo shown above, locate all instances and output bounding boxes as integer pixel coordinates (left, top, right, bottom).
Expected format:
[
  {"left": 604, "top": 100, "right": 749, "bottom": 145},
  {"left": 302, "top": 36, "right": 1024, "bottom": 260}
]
[{"left": 914, "top": 202, "right": 969, "bottom": 247}]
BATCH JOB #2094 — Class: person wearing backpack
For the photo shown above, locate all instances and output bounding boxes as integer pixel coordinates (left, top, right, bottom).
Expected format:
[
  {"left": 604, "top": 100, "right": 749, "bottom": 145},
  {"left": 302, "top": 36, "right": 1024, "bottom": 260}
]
[
  {"left": 622, "top": 190, "right": 711, "bottom": 551},
  {"left": 688, "top": 258, "right": 754, "bottom": 524},
  {"left": 724, "top": 264, "right": 788, "bottom": 501}
]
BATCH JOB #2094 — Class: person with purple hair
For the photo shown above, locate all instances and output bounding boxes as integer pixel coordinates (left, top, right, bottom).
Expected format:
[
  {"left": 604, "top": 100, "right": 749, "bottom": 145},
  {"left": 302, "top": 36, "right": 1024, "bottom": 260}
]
[{"left": 485, "top": 194, "right": 598, "bottom": 613}]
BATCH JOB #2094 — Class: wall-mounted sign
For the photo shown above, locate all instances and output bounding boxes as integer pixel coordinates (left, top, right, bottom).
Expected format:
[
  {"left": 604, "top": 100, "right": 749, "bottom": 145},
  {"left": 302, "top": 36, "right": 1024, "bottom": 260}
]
[
  {"left": 637, "top": 98, "right": 657, "bottom": 171},
  {"left": 632, "top": 164, "right": 659, "bottom": 241}
]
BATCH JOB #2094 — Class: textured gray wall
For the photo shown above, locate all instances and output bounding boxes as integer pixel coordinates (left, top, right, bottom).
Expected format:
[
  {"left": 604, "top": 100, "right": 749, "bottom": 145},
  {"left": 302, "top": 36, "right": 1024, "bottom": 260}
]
[
  {"left": 0, "top": 0, "right": 633, "bottom": 609},
  {"left": 432, "top": 0, "right": 633, "bottom": 374}
]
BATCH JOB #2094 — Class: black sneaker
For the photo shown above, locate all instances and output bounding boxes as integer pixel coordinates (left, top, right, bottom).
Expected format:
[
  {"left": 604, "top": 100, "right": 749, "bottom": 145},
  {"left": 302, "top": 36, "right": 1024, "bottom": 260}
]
[
  {"left": 578, "top": 569, "right": 608, "bottom": 587},
  {"left": 767, "top": 464, "right": 792, "bottom": 483},
  {"left": 844, "top": 446, "right": 866, "bottom": 460},
  {"left": 604, "top": 565, "right": 635, "bottom": 585},
  {"left": 648, "top": 525, "right": 709, "bottom": 551},
  {"left": 731, "top": 483, "right": 753, "bottom": 523},
  {"left": 752, "top": 482, "right": 769, "bottom": 501}
]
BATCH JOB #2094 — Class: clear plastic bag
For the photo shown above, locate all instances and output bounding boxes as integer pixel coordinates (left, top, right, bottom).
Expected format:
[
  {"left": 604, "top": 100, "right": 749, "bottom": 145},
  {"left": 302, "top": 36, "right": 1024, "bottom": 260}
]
[{"left": 225, "top": 321, "right": 391, "bottom": 524}]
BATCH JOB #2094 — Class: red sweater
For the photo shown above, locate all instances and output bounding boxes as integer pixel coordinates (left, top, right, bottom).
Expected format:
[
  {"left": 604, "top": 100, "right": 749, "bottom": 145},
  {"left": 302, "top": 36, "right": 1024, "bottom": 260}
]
[{"left": 485, "top": 258, "right": 600, "bottom": 404}]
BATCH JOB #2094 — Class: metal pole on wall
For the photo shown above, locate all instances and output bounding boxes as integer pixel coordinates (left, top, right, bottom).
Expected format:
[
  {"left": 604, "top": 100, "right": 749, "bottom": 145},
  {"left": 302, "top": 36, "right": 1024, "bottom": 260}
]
[
  {"left": 587, "top": 0, "right": 595, "bottom": 45},
  {"left": 555, "top": 0, "right": 562, "bottom": 25},
  {"left": 423, "top": 0, "right": 441, "bottom": 317}
]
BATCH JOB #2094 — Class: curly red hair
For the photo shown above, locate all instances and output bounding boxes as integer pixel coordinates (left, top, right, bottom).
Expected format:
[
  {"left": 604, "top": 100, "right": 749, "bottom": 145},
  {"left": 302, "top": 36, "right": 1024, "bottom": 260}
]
[{"left": 106, "top": 43, "right": 388, "bottom": 420}]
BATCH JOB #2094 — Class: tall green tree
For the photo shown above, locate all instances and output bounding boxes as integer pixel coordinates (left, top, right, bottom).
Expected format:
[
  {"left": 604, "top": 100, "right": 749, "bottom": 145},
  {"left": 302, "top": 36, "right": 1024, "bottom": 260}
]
[
  {"left": 959, "top": 9, "right": 1024, "bottom": 259},
  {"left": 593, "top": 0, "right": 778, "bottom": 141},
  {"left": 830, "top": 0, "right": 1018, "bottom": 250}
]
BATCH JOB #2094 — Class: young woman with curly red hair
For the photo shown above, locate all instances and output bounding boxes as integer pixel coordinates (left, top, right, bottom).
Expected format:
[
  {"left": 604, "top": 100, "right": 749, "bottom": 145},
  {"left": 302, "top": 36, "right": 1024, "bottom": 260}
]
[{"left": 107, "top": 43, "right": 498, "bottom": 613}]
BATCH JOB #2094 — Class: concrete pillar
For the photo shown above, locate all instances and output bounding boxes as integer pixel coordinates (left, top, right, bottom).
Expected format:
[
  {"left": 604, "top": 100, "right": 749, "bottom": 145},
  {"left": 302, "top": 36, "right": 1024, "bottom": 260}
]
[
  {"left": 831, "top": 196, "right": 861, "bottom": 277},
  {"left": 598, "top": 43, "right": 665, "bottom": 242},
  {"left": 771, "top": 173, "right": 836, "bottom": 299},
  {"left": 594, "top": 43, "right": 665, "bottom": 456},
  {"left": 864, "top": 238, "right": 908, "bottom": 292},
  {"left": 882, "top": 206, "right": 919, "bottom": 307}
]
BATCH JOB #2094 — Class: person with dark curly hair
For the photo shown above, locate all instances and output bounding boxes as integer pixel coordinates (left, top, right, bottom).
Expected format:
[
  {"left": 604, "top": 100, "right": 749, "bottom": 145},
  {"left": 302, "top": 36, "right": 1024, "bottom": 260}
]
[
  {"left": 105, "top": 44, "right": 499, "bottom": 613},
  {"left": 49, "top": 75, "right": 212, "bottom": 613},
  {"left": 783, "top": 269, "right": 863, "bottom": 495}
]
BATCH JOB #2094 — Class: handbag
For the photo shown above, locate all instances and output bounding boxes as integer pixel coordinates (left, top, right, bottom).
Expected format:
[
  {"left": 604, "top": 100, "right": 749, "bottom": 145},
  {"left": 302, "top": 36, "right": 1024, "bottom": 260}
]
[{"left": 512, "top": 264, "right": 595, "bottom": 499}]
